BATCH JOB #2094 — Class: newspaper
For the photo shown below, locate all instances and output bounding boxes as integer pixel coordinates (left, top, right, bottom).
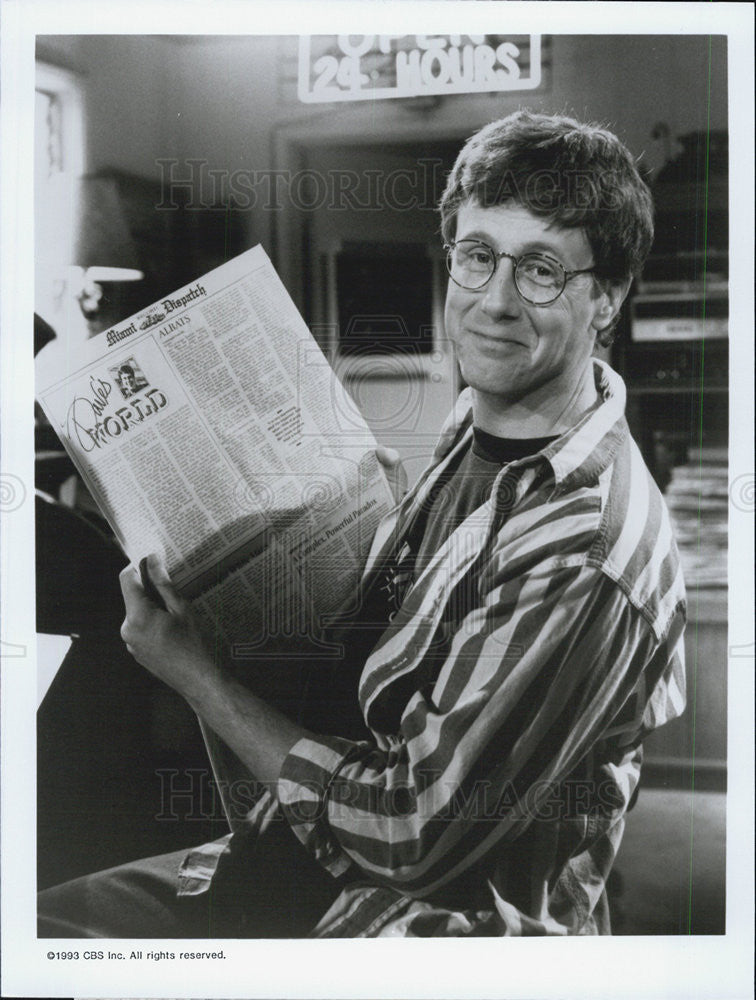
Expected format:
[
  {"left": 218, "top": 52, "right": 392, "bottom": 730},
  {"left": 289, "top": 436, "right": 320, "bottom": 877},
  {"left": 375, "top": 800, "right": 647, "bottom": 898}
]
[{"left": 36, "top": 246, "right": 395, "bottom": 817}]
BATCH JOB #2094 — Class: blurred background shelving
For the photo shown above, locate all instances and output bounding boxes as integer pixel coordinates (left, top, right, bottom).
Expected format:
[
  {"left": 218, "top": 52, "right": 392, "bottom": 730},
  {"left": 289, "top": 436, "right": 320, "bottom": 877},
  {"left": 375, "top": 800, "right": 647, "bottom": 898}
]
[{"left": 613, "top": 128, "right": 729, "bottom": 788}]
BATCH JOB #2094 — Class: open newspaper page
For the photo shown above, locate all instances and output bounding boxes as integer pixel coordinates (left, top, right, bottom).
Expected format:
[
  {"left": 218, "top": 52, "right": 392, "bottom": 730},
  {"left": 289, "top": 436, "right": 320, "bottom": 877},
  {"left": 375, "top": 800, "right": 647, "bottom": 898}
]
[{"left": 36, "top": 246, "right": 395, "bottom": 821}]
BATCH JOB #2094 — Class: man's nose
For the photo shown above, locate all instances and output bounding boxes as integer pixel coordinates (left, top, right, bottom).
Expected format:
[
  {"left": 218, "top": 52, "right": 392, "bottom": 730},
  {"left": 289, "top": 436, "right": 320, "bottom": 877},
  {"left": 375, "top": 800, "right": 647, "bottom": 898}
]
[{"left": 480, "top": 258, "right": 521, "bottom": 318}]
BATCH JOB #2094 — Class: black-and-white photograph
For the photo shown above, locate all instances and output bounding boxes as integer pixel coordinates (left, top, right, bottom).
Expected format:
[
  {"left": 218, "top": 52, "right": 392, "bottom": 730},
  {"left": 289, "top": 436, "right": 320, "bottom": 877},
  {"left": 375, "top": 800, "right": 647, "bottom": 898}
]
[
  {"left": 110, "top": 358, "right": 150, "bottom": 400},
  {"left": 1, "top": 3, "right": 753, "bottom": 999}
]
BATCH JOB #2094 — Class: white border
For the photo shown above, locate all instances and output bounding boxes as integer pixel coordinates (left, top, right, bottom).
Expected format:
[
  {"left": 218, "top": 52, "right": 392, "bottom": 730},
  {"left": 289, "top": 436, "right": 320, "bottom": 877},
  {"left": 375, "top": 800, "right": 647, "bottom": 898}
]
[{"left": 2, "top": 3, "right": 754, "bottom": 999}]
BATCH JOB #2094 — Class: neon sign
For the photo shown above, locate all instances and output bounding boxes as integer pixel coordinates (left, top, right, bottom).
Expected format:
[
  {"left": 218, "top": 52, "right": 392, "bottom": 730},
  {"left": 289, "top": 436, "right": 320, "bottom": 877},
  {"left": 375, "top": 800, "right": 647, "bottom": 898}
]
[{"left": 298, "top": 34, "right": 542, "bottom": 103}]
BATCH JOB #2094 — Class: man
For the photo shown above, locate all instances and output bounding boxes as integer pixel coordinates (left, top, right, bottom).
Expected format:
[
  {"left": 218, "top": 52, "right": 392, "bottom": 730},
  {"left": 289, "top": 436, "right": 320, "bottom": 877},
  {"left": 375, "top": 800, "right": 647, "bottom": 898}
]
[
  {"left": 115, "top": 362, "right": 148, "bottom": 399},
  {"left": 39, "top": 110, "right": 686, "bottom": 937}
]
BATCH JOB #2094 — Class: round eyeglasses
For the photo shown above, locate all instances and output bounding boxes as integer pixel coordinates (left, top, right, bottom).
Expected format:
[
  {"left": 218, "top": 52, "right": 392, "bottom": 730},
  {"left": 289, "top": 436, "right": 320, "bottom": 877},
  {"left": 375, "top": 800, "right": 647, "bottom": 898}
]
[{"left": 444, "top": 239, "right": 596, "bottom": 305}]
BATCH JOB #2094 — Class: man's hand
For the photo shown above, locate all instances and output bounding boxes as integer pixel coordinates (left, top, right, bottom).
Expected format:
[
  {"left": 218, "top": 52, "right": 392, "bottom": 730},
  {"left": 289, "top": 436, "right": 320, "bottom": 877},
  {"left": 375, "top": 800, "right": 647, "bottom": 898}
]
[
  {"left": 119, "top": 553, "right": 217, "bottom": 707},
  {"left": 375, "top": 445, "right": 408, "bottom": 504},
  {"left": 120, "top": 552, "right": 310, "bottom": 787}
]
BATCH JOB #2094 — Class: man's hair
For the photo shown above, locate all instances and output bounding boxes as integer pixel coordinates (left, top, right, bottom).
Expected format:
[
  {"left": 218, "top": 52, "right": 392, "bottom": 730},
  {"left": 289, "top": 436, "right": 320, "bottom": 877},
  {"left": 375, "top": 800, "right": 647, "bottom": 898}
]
[
  {"left": 118, "top": 364, "right": 135, "bottom": 378},
  {"left": 439, "top": 110, "right": 655, "bottom": 341}
]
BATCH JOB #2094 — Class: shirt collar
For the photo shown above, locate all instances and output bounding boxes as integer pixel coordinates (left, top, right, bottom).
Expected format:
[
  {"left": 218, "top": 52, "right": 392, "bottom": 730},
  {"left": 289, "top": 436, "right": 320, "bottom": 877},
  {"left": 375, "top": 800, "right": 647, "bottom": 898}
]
[{"left": 433, "top": 359, "right": 629, "bottom": 490}]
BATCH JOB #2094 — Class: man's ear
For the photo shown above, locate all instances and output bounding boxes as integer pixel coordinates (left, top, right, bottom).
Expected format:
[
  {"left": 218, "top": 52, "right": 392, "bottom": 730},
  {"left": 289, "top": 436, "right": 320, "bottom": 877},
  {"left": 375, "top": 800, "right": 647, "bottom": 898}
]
[{"left": 591, "top": 277, "right": 631, "bottom": 334}]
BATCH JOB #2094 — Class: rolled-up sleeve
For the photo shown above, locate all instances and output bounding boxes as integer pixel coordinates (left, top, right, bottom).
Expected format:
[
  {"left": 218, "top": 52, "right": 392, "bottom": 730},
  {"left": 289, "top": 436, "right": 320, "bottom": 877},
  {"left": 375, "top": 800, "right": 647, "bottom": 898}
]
[{"left": 278, "top": 734, "right": 370, "bottom": 877}]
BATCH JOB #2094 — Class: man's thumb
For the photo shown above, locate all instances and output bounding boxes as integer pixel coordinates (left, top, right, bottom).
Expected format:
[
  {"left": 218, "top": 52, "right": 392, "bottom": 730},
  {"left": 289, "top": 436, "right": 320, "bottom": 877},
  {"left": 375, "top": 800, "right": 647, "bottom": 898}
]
[
  {"left": 375, "top": 445, "right": 408, "bottom": 502},
  {"left": 146, "top": 553, "right": 185, "bottom": 614}
]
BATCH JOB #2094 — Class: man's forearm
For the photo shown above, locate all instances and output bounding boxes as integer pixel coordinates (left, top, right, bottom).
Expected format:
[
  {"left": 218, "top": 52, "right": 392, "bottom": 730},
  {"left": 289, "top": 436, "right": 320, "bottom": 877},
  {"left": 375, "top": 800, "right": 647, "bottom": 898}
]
[
  {"left": 184, "top": 666, "right": 313, "bottom": 789},
  {"left": 119, "top": 558, "right": 314, "bottom": 788}
]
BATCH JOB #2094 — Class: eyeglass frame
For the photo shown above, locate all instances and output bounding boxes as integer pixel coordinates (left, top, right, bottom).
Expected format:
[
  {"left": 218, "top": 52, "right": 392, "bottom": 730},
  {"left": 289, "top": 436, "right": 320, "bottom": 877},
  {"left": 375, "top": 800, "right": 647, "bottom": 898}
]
[{"left": 443, "top": 238, "right": 597, "bottom": 306}]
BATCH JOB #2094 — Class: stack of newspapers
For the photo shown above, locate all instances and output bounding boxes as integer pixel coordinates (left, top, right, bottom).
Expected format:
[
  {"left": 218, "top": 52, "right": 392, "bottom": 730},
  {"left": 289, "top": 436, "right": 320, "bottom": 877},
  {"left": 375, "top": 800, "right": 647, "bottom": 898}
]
[{"left": 666, "top": 445, "right": 728, "bottom": 590}]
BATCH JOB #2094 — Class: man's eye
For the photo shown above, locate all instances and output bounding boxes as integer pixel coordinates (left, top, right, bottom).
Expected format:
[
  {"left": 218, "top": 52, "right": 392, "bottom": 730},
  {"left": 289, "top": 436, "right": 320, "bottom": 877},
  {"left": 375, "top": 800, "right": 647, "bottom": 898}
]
[
  {"left": 522, "top": 258, "right": 560, "bottom": 282},
  {"left": 459, "top": 246, "right": 491, "bottom": 266}
]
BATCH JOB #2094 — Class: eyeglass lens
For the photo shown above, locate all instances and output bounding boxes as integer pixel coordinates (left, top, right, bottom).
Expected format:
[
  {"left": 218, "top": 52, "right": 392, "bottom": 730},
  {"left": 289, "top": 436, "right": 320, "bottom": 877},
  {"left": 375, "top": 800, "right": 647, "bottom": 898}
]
[{"left": 447, "top": 241, "right": 566, "bottom": 303}]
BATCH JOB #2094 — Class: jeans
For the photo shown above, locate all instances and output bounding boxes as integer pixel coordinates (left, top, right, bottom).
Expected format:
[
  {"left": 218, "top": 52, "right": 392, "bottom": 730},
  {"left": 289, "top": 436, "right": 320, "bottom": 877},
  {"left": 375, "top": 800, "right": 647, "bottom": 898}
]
[{"left": 38, "top": 819, "right": 344, "bottom": 938}]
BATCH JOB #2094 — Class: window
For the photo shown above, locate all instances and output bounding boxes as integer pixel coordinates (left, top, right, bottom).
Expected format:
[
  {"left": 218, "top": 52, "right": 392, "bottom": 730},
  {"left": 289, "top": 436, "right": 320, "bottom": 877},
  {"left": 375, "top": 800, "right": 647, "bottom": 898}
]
[{"left": 35, "top": 62, "right": 84, "bottom": 329}]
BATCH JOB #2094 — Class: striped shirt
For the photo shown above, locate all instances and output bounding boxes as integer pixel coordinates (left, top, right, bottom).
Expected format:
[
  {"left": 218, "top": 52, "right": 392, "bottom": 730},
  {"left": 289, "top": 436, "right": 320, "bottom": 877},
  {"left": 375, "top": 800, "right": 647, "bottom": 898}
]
[
  {"left": 180, "top": 359, "right": 686, "bottom": 936},
  {"left": 273, "top": 359, "right": 687, "bottom": 936}
]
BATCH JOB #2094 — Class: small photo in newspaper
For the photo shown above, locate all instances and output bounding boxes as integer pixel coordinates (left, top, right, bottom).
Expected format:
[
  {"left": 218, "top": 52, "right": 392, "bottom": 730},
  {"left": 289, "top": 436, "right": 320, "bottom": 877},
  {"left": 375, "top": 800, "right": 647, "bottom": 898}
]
[{"left": 109, "top": 357, "right": 150, "bottom": 399}]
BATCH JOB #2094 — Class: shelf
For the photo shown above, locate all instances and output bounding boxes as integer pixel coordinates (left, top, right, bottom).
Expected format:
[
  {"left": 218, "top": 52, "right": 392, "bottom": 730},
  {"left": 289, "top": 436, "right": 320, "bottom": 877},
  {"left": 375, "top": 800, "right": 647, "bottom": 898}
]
[{"left": 627, "top": 386, "right": 727, "bottom": 395}]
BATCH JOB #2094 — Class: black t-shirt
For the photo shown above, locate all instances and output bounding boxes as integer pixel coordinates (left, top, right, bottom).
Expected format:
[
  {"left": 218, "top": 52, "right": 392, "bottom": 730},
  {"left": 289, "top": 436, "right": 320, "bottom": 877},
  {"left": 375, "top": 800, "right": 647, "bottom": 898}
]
[{"left": 410, "top": 427, "right": 558, "bottom": 579}]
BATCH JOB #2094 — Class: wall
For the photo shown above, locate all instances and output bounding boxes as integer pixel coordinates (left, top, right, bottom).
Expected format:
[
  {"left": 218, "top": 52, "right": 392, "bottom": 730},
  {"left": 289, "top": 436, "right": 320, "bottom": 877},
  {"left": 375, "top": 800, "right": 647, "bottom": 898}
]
[
  {"left": 252, "top": 35, "right": 727, "bottom": 162},
  {"left": 550, "top": 35, "right": 727, "bottom": 174},
  {"left": 38, "top": 33, "right": 727, "bottom": 242},
  {"left": 37, "top": 35, "right": 183, "bottom": 177}
]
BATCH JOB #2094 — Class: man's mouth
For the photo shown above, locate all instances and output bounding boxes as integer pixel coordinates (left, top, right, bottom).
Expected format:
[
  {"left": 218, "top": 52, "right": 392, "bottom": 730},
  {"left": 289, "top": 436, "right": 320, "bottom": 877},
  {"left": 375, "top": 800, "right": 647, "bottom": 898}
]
[{"left": 468, "top": 329, "right": 528, "bottom": 349}]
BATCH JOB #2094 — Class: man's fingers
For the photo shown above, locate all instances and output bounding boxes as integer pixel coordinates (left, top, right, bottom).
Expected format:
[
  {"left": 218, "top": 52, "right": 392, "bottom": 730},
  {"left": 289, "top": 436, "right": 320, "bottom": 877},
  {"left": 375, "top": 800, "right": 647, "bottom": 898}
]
[
  {"left": 375, "top": 445, "right": 400, "bottom": 468},
  {"left": 375, "top": 446, "right": 408, "bottom": 503},
  {"left": 119, "top": 564, "right": 147, "bottom": 646},
  {"left": 394, "top": 461, "right": 408, "bottom": 496},
  {"left": 119, "top": 563, "right": 144, "bottom": 606},
  {"left": 146, "top": 552, "right": 186, "bottom": 615}
]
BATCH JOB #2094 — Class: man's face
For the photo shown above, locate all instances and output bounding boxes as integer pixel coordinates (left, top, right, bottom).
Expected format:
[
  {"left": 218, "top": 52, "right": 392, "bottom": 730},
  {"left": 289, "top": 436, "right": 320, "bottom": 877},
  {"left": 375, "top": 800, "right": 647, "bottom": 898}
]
[
  {"left": 444, "top": 201, "right": 616, "bottom": 410},
  {"left": 120, "top": 370, "right": 137, "bottom": 393}
]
